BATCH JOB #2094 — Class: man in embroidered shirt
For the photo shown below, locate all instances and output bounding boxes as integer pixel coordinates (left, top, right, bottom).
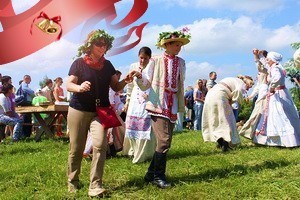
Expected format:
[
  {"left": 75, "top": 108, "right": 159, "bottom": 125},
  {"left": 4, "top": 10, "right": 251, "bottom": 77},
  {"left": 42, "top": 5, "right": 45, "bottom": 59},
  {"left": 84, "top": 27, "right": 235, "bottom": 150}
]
[{"left": 132, "top": 29, "right": 190, "bottom": 189}]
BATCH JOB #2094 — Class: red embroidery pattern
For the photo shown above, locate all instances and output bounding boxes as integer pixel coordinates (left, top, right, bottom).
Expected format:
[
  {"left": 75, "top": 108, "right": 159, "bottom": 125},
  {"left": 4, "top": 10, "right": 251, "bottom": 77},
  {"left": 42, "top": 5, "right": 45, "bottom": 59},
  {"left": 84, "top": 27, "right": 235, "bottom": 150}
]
[
  {"left": 161, "top": 108, "right": 177, "bottom": 121},
  {"left": 164, "top": 57, "right": 170, "bottom": 88},
  {"left": 255, "top": 93, "right": 271, "bottom": 136},
  {"left": 171, "top": 57, "right": 179, "bottom": 88},
  {"left": 164, "top": 54, "right": 179, "bottom": 89},
  {"left": 126, "top": 116, "right": 151, "bottom": 131}
]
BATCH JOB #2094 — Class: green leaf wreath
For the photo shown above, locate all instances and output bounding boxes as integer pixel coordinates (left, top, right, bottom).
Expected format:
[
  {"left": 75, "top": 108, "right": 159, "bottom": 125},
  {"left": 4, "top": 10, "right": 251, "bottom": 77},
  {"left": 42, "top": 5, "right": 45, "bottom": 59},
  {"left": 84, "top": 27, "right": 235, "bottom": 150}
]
[{"left": 77, "top": 30, "right": 114, "bottom": 57}]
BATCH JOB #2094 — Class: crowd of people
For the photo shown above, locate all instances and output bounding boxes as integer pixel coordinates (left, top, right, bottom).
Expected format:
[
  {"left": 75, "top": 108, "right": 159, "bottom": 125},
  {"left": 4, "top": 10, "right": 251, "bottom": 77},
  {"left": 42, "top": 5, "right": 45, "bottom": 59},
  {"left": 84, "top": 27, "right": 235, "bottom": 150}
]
[
  {"left": 64, "top": 29, "right": 299, "bottom": 197},
  {"left": 0, "top": 74, "right": 67, "bottom": 141},
  {"left": 1, "top": 28, "right": 299, "bottom": 198}
]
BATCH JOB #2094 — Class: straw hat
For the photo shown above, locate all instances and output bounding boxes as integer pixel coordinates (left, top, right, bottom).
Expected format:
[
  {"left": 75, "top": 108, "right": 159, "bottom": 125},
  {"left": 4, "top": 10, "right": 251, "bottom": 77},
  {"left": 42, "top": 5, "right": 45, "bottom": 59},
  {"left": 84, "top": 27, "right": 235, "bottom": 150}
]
[{"left": 156, "top": 28, "right": 191, "bottom": 49}]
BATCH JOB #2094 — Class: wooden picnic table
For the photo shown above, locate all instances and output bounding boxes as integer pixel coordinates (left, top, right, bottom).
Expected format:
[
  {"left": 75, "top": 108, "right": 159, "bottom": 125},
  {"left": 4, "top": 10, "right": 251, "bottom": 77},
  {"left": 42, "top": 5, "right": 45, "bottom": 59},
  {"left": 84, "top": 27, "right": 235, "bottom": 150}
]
[{"left": 15, "top": 104, "right": 69, "bottom": 141}]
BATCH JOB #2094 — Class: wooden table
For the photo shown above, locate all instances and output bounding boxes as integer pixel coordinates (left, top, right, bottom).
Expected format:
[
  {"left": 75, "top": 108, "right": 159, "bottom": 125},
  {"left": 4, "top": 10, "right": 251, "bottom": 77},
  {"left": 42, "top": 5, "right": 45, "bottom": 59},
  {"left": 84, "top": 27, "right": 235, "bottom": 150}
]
[{"left": 15, "top": 104, "right": 69, "bottom": 141}]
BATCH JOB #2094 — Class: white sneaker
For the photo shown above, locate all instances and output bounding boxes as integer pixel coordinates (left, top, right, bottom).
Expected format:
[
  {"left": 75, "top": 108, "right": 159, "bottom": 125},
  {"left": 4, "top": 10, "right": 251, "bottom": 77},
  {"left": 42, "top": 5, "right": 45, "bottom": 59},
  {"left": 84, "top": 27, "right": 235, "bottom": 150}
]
[
  {"left": 88, "top": 188, "right": 107, "bottom": 197},
  {"left": 68, "top": 182, "right": 78, "bottom": 193}
]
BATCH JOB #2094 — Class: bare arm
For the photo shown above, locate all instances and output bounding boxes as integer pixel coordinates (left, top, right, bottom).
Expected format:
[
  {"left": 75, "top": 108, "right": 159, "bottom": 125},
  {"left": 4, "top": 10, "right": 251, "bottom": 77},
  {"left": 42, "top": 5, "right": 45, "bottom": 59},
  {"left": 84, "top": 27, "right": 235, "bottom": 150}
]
[
  {"left": 110, "top": 74, "right": 127, "bottom": 92},
  {"left": 66, "top": 75, "right": 91, "bottom": 93}
]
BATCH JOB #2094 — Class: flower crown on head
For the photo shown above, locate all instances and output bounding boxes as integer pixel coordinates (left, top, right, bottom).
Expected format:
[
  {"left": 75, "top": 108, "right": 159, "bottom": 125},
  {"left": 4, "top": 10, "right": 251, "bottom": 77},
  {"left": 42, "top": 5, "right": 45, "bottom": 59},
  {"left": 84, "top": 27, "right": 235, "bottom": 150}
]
[
  {"left": 77, "top": 29, "right": 114, "bottom": 57},
  {"left": 156, "top": 27, "right": 191, "bottom": 49}
]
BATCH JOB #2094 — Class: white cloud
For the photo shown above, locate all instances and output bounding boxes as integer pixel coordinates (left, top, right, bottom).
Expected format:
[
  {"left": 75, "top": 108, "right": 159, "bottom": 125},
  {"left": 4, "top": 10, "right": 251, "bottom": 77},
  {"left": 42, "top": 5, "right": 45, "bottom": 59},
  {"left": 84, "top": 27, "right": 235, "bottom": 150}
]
[
  {"left": 150, "top": 0, "right": 284, "bottom": 13},
  {"left": 1, "top": 39, "right": 78, "bottom": 90},
  {"left": 265, "top": 24, "right": 300, "bottom": 50},
  {"left": 139, "top": 16, "right": 300, "bottom": 56},
  {"left": 185, "top": 61, "right": 215, "bottom": 86},
  {"left": 185, "top": 61, "right": 250, "bottom": 87},
  {"left": 134, "top": 17, "right": 299, "bottom": 88},
  {"left": 2, "top": 15, "right": 299, "bottom": 90}
]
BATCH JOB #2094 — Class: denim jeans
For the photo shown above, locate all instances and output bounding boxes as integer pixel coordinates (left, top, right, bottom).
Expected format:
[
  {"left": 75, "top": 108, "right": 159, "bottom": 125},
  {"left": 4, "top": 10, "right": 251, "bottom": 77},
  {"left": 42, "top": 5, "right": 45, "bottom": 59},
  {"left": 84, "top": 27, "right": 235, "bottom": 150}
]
[
  {"left": 0, "top": 113, "right": 23, "bottom": 140},
  {"left": 193, "top": 103, "right": 204, "bottom": 130}
]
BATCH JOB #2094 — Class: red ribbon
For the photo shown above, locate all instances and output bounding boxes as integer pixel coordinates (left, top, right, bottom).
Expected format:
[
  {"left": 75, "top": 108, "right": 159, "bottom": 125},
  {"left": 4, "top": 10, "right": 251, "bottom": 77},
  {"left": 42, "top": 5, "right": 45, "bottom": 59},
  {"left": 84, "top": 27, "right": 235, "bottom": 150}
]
[{"left": 30, "top": 11, "right": 62, "bottom": 40}]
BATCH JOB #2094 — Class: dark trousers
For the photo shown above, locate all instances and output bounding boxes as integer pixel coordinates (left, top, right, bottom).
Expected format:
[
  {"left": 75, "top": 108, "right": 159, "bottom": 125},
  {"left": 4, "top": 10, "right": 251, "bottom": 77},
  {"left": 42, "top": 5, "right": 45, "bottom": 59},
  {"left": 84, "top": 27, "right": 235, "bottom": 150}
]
[
  {"left": 22, "top": 101, "right": 33, "bottom": 137},
  {"left": 145, "top": 116, "right": 175, "bottom": 182},
  {"left": 151, "top": 116, "right": 174, "bottom": 153}
]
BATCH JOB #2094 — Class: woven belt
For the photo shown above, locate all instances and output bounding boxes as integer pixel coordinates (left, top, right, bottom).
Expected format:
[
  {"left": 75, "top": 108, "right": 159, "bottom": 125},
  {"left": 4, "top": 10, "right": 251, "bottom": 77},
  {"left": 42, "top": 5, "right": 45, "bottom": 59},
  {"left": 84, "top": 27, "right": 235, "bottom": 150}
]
[{"left": 219, "top": 82, "right": 232, "bottom": 93}]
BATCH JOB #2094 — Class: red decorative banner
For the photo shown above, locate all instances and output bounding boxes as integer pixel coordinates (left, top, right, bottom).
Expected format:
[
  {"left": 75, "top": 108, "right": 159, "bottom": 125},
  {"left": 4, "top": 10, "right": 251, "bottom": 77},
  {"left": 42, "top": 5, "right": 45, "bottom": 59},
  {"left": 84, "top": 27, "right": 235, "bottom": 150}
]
[{"left": 0, "top": 0, "right": 148, "bottom": 65}]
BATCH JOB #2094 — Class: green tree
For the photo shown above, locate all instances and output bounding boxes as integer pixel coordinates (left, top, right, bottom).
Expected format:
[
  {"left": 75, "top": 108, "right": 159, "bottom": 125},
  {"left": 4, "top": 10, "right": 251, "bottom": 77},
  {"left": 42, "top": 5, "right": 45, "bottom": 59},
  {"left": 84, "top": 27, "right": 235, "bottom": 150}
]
[
  {"left": 289, "top": 87, "right": 300, "bottom": 110},
  {"left": 39, "top": 75, "right": 49, "bottom": 89},
  {"left": 238, "top": 100, "right": 252, "bottom": 122},
  {"left": 284, "top": 42, "right": 300, "bottom": 110}
]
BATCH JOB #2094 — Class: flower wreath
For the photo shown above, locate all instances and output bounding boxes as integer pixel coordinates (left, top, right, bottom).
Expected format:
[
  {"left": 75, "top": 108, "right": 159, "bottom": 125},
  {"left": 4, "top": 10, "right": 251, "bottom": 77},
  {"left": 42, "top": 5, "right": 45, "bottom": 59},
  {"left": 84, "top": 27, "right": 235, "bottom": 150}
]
[
  {"left": 77, "top": 29, "right": 114, "bottom": 57},
  {"left": 156, "top": 27, "right": 191, "bottom": 49}
]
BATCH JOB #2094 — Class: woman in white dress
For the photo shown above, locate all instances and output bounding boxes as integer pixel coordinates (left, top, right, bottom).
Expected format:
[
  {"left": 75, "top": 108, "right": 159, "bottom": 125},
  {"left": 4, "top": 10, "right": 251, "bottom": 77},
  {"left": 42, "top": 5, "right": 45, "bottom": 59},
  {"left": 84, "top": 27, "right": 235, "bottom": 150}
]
[
  {"left": 254, "top": 52, "right": 300, "bottom": 147},
  {"left": 123, "top": 47, "right": 156, "bottom": 163},
  {"left": 202, "top": 76, "right": 254, "bottom": 152},
  {"left": 240, "top": 49, "right": 269, "bottom": 138}
]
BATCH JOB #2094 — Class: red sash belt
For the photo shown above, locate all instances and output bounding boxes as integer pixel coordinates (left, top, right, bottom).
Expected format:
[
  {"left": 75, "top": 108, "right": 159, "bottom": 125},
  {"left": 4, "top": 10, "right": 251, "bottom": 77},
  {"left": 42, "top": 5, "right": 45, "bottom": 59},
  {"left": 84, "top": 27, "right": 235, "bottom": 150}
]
[
  {"left": 275, "top": 85, "right": 286, "bottom": 90},
  {"left": 165, "top": 90, "right": 177, "bottom": 108}
]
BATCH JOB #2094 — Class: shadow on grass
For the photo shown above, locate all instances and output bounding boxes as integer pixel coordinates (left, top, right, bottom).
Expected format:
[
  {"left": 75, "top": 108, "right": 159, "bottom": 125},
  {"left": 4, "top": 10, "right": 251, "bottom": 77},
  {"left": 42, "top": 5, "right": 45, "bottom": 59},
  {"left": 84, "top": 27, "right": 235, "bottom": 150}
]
[
  {"left": 168, "top": 148, "right": 220, "bottom": 160},
  {"left": 114, "top": 159, "right": 291, "bottom": 191},
  {"left": 170, "top": 159, "right": 291, "bottom": 184}
]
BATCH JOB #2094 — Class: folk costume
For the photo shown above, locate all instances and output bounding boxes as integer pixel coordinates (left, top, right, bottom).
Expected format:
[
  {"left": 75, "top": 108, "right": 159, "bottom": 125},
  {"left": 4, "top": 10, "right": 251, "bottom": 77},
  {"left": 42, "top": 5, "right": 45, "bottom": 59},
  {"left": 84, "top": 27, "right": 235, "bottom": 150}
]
[
  {"left": 202, "top": 77, "right": 249, "bottom": 151},
  {"left": 124, "top": 61, "right": 156, "bottom": 163},
  {"left": 254, "top": 52, "right": 300, "bottom": 147},
  {"left": 136, "top": 29, "right": 190, "bottom": 188},
  {"left": 239, "top": 58, "right": 269, "bottom": 139}
]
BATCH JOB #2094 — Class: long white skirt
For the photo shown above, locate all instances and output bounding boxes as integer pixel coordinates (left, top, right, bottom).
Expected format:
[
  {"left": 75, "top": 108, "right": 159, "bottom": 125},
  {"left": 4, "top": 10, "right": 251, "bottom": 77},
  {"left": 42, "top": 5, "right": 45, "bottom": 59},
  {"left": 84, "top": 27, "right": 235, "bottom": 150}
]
[
  {"left": 254, "top": 89, "right": 300, "bottom": 147},
  {"left": 202, "top": 87, "right": 241, "bottom": 145}
]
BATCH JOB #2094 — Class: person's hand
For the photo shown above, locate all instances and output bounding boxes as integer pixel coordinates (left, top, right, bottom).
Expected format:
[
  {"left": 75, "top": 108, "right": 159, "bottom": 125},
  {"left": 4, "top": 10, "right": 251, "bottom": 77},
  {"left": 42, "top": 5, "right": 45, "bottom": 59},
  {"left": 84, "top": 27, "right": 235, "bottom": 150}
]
[
  {"left": 78, "top": 81, "right": 91, "bottom": 92},
  {"left": 142, "top": 93, "right": 148, "bottom": 100},
  {"left": 269, "top": 87, "right": 275, "bottom": 94},
  {"left": 123, "top": 73, "right": 134, "bottom": 83},
  {"left": 130, "top": 70, "right": 142, "bottom": 79}
]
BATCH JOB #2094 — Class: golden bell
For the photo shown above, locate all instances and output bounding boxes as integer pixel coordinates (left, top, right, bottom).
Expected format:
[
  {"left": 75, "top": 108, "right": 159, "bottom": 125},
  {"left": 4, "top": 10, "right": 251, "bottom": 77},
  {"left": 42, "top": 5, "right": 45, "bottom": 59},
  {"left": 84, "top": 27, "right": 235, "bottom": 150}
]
[{"left": 36, "top": 19, "right": 58, "bottom": 34}]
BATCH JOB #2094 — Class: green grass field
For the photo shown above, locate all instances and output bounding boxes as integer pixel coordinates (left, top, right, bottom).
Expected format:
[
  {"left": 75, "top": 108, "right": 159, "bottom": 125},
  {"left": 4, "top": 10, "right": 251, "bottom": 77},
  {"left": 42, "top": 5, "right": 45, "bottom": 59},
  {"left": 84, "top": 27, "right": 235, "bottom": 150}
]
[{"left": 1, "top": 130, "right": 300, "bottom": 200}]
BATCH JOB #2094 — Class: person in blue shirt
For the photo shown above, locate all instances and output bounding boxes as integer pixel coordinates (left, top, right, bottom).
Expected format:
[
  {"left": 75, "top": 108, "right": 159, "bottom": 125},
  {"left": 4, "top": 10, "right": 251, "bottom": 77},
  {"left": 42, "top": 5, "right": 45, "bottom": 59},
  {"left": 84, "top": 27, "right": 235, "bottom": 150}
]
[{"left": 20, "top": 75, "right": 35, "bottom": 137}]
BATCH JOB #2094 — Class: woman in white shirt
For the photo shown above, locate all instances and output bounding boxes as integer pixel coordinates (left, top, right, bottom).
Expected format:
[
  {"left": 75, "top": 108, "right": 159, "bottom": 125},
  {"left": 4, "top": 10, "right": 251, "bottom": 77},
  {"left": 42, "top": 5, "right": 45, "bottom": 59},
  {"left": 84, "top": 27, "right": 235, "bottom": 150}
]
[
  {"left": 0, "top": 84, "right": 23, "bottom": 141},
  {"left": 193, "top": 79, "right": 205, "bottom": 130}
]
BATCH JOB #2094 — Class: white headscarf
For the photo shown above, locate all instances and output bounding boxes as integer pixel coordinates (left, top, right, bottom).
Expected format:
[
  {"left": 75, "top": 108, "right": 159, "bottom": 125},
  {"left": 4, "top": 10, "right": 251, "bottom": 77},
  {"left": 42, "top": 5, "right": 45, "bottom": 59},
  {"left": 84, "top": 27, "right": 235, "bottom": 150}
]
[
  {"left": 267, "top": 51, "right": 286, "bottom": 76},
  {"left": 267, "top": 51, "right": 283, "bottom": 64}
]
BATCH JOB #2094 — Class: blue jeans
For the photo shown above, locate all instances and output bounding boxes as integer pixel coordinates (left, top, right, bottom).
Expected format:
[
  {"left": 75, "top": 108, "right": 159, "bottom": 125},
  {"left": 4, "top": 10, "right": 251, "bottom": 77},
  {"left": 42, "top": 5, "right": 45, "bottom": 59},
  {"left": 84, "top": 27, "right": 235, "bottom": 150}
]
[
  {"left": 233, "top": 109, "right": 239, "bottom": 122},
  {"left": 193, "top": 103, "right": 204, "bottom": 130},
  {"left": 0, "top": 114, "right": 23, "bottom": 140}
]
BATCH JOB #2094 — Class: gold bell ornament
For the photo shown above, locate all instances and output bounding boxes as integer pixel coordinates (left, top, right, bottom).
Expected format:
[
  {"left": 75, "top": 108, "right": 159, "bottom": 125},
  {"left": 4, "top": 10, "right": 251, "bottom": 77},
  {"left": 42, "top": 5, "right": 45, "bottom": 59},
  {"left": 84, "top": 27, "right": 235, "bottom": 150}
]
[
  {"left": 30, "top": 12, "right": 62, "bottom": 40},
  {"left": 36, "top": 19, "right": 58, "bottom": 34}
]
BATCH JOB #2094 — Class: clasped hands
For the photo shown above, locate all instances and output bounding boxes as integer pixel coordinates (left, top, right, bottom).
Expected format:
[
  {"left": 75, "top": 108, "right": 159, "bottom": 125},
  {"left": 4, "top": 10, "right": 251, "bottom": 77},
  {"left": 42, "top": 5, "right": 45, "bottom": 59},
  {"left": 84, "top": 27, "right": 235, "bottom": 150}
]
[{"left": 123, "top": 70, "right": 143, "bottom": 83}]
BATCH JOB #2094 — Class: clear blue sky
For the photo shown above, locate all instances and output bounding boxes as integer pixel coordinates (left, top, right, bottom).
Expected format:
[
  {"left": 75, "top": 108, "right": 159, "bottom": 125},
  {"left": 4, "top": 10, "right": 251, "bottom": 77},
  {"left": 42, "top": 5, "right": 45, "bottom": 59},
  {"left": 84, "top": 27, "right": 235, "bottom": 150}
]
[{"left": 1, "top": 0, "right": 300, "bottom": 91}]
